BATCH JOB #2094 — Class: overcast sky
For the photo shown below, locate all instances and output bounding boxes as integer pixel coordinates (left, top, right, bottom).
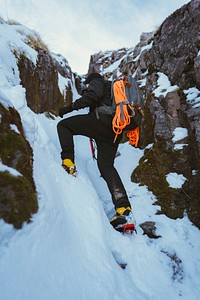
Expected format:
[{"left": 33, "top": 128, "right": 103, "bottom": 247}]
[{"left": 1, "top": 0, "right": 190, "bottom": 74}]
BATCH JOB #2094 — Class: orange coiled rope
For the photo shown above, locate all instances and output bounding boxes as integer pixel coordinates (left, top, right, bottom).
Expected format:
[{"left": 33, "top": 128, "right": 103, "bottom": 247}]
[
  {"left": 112, "top": 79, "right": 133, "bottom": 142},
  {"left": 126, "top": 127, "right": 140, "bottom": 147}
]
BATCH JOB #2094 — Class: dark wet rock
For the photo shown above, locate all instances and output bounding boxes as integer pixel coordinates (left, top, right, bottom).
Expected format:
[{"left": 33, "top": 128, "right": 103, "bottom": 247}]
[{"left": 139, "top": 221, "right": 161, "bottom": 239}]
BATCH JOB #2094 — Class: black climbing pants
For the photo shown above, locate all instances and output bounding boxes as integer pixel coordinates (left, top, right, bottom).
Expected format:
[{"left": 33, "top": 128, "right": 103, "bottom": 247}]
[{"left": 57, "top": 113, "right": 131, "bottom": 209}]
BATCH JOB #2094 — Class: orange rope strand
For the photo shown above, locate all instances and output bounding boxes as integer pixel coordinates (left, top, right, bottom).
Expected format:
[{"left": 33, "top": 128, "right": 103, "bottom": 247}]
[{"left": 126, "top": 127, "right": 140, "bottom": 147}]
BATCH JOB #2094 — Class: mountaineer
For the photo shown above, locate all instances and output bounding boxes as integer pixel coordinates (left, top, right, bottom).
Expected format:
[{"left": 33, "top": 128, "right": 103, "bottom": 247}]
[{"left": 57, "top": 72, "right": 143, "bottom": 232}]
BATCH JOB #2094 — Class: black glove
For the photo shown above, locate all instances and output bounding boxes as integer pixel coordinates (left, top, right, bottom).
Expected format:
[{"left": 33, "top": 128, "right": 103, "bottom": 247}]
[{"left": 59, "top": 104, "right": 73, "bottom": 118}]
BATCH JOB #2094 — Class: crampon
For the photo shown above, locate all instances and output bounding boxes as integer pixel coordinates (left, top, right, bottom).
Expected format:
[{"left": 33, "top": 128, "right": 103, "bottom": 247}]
[
  {"left": 110, "top": 210, "right": 137, "bottom": 235},
  {"left": 115, "top": 223, "right": 137, "bottom": 235}
]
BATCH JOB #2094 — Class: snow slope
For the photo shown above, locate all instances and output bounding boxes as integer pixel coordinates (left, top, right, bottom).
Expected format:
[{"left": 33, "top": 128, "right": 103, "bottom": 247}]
[{"left": 0, "top": 22, "right": 200, "bottom": 300}]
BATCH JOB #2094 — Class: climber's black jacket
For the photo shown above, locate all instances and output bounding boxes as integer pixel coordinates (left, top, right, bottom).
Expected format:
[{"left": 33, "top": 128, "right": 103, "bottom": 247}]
[
  {"left": 71, "top": 78, "right": 116, "bottom": 129},
  {"left": 73, "top": 78, "right": 111, "bottom": 110}
]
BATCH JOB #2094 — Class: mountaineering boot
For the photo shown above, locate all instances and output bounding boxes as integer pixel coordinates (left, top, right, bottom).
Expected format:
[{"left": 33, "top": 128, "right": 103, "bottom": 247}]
[
  {"left": 62, "top": 158, "right": 76, "bottom": 176},
  {"left": 110, "top": 206, "right": 136, "bottom": 233}
]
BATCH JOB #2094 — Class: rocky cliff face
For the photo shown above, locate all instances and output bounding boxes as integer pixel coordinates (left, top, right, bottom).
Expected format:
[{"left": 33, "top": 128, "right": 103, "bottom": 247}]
[
  {"left": 17, "top": 47, "right": 81, "bottom": 115},
  {"left": 87, "top": 0, "right": 200, "bottom": 228},
  {"left": 17, "top": 50, "right": 64, "bottom": 114},
  {"left": 151, "top": 0, "right": 200, "bottom": 90}
]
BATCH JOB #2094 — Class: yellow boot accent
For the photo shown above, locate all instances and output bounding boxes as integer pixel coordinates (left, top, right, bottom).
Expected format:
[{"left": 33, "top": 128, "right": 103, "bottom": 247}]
[
  {"left": 62, "top": 159, "right": 76, "bottom": 175},
  {"left": 116, "top": 206, "right": 131, "bottom": 216}
]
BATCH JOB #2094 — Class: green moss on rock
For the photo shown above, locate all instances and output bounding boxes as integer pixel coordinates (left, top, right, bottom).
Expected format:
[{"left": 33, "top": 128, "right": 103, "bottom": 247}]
[
  {"left": 0, "top": 172, "right": 37, "bottom": 229},
  {"left": 131, "top": 141, "right": 192, "bottom": 221},
  {"left": 0, "top": 105, "right": 34, "bottom": 184},
  {"left": 0, "top": 103, "right": 38, "bottom": 228}
]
